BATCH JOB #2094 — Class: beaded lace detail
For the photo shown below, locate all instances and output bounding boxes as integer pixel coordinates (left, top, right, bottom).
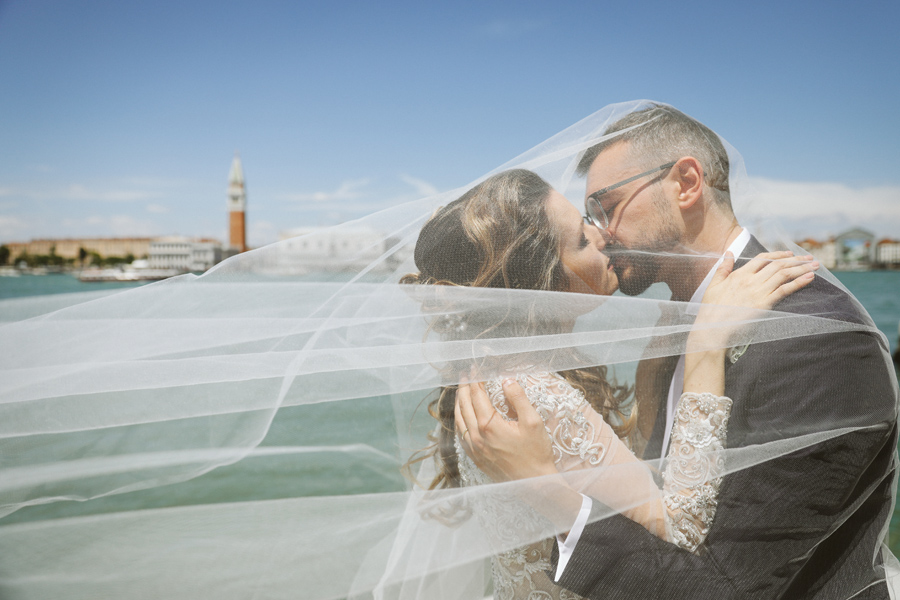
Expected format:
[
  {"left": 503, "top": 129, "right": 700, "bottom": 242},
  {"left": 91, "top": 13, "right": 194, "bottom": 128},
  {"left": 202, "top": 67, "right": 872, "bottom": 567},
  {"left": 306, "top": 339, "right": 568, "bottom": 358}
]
[
  {"left": 456, "top": 374, "right": 731, "bottom": 598},
  {"left": 457, "top": 371, "right": 589, "bottom": 600},
  {"left": 662, "top": 392, "right": 732, "bottom": 552}
]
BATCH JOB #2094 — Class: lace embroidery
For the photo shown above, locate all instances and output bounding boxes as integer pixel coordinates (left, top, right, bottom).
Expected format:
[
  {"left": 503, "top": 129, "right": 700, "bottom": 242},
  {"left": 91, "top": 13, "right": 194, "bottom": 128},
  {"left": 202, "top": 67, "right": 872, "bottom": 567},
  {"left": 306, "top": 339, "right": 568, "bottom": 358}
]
[
  {"left": 456, "top": 374, "right": 731, "bottom": 597},
  {"left": 485, "top": 373, "right": 607, "bottom": 466},
  {"left": 457, "top": 372, "right": 590, "bottom": 600},
  {"left": 662, "top": 391, "right": 732, "bottom": 552}
]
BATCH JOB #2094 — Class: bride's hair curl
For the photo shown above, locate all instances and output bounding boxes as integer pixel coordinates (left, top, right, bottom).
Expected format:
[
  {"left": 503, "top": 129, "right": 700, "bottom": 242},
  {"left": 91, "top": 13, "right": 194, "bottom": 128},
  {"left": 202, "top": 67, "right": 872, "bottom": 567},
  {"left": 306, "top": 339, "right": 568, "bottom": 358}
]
[{"left": 401, "top": 169, "right": 633, "bottom": 491}]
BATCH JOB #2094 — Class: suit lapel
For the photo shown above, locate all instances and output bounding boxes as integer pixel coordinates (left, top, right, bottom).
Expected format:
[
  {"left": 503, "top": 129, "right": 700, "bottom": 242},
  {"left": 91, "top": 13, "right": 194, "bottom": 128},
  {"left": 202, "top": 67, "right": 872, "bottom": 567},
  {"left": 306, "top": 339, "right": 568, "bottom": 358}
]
[{"left": 643, "top": 235, "right": 767, "bottom": 458}]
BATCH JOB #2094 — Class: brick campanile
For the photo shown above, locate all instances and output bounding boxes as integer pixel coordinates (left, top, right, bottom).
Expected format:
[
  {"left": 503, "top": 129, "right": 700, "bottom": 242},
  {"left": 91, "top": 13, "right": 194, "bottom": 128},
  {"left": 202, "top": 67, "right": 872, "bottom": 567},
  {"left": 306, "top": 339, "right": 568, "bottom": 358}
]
[{"left": 227, "top": 152, "right": 247, "bottom": 253}]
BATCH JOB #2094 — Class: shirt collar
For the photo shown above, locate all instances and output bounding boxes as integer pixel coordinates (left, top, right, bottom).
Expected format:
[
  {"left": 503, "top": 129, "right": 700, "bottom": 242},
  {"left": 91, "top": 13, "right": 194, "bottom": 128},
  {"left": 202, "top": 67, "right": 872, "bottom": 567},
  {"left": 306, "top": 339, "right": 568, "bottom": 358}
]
[{"left": 687, "top": 228, "right": 751, "bottom": 309}]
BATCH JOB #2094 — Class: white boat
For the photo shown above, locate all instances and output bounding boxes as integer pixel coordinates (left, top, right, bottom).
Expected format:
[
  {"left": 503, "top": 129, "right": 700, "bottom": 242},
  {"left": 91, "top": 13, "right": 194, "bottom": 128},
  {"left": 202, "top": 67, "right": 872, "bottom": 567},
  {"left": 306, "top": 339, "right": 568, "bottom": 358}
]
[{"left": 78, "top": 268, "right": 183, "bottom": 282}]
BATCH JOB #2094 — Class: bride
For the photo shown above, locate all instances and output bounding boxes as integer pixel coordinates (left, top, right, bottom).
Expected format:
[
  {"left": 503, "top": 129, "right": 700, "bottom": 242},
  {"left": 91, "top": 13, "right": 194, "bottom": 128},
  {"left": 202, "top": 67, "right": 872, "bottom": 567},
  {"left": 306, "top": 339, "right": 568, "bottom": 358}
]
[{"left": 400, "top": 168, "right": 817, "bottom": 599}]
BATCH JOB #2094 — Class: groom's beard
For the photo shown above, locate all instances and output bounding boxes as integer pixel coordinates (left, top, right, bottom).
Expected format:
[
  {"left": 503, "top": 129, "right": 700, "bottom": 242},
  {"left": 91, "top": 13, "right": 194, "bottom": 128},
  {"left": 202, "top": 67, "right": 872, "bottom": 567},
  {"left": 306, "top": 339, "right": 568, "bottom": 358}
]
[
  {"left": 607, "top": 199, "right": 681, "bottom": 297},
  {"left": 607, "top": 248, "right": 663, "bottom": 296}
]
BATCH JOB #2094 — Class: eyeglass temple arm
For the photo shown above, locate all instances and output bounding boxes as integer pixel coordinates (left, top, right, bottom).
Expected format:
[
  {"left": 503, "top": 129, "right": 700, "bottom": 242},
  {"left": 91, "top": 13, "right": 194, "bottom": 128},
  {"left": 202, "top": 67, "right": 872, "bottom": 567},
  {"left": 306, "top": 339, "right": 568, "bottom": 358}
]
[{"left": 587, "top": 161, "right": 677, "bottom": 201}]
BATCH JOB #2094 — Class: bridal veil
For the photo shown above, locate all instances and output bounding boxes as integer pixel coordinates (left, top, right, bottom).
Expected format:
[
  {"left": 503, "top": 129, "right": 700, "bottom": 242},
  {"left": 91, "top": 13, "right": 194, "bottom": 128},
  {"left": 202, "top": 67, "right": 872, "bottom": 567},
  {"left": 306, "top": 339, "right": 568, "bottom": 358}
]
[{"left": 0, "top": 100, "right": 897, "bottom": 599}]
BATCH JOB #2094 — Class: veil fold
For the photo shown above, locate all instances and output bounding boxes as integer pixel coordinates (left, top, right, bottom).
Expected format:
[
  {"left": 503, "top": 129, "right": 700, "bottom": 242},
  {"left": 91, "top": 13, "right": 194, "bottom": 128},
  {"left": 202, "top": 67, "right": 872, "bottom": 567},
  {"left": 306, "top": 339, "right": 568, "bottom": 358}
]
[{"left": 1, "top": 100, "right": 897, "bottom": 600}]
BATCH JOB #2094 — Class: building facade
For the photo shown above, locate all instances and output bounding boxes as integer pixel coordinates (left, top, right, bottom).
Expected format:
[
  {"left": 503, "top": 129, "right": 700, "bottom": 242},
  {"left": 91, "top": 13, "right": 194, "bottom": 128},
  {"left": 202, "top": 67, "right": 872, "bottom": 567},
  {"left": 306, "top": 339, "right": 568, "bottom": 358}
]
[
  {"left": 4, "top": 238, "right": 152, "bottom": 263},
  {"left": 148, "top": 237, "right": 223, "bottom": 272},
  {"left": 270, "top": 226, "right": 395, "bottom": 274},
  {"left": 876, "top": 239, "right": 900, "bottom": 268},
  {"left": 796, "top": 237, "right": 837, "bottom": 270}
]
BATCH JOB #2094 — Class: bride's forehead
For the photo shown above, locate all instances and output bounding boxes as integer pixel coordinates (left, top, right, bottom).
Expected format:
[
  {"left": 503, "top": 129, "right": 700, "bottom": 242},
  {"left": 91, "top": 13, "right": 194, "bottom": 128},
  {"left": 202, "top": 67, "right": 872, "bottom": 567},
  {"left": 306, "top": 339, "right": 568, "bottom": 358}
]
[{"left": 544, "top": 190, "right": 580, "bottom": 225}]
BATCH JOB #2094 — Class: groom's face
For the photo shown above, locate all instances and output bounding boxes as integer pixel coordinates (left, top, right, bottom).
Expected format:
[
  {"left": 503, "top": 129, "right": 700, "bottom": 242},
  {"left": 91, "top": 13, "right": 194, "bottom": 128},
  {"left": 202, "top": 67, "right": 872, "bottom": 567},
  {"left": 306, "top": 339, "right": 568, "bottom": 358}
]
[{"left": 584, "top": 142, "right": 682, "bottom": 296}]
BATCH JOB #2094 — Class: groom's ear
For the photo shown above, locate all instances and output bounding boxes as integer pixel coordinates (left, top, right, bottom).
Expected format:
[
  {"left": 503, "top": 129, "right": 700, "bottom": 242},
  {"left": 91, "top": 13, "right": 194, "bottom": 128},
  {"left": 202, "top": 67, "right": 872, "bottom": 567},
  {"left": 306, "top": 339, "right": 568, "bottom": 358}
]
[{"left": 672, "top": 156, "right": 703, "bottom": 210}]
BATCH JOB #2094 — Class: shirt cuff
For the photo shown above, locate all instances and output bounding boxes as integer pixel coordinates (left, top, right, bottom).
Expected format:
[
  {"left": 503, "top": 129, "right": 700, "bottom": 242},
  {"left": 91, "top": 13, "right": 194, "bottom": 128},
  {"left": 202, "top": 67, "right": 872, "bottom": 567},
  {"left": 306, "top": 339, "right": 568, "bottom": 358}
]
[{"left": 554, "top": 494, "right": 592, "bottom": 582}]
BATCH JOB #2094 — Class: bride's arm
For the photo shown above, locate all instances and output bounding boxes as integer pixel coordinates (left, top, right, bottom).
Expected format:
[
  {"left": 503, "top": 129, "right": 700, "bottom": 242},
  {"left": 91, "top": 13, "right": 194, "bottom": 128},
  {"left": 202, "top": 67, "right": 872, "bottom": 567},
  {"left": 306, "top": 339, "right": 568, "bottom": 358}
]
[
  {"left": 456, "top": 252, "right": 819, "bottom": 548},
  {"left": 664, "top": 251, "right": 819, "bottom": 550}
]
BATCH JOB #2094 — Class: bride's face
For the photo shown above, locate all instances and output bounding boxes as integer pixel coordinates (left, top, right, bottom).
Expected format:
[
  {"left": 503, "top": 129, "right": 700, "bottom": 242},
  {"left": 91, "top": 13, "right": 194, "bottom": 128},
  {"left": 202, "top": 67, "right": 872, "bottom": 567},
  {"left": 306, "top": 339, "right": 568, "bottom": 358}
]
[{"left": 545, "top": 190, "right": 618, "bottom": 296}]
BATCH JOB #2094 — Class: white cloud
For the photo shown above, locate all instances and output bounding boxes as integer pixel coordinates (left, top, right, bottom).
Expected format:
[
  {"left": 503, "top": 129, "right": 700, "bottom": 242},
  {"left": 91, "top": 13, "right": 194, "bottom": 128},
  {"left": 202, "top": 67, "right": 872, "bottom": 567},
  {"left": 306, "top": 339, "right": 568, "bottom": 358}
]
[
  {"left": 61, "top": 215, "right": 158, "bottom": 237},
  {"left": 0, "top": 215, "right": 29, "bottom": 240},
  {"left": 121, "top": 177, "right": 192, "bottom": 187},
  {"left": 62, "top": 184, "right": 157, "bottom": 202},
  {"left": 0, "top": 180, "right": 169, "bottom": 204},
  {"left": 249, "top": 220, "right": 278, "bottom": 247},
  {"left": 146, "top": 203, "right": 170, "bottom": 214},
  {"left": 281, "top": 179, "right": 370, "bottom": 203},
  {"left": 400, "top": 174, "right": 438, "bottom": 197},
  {"left": 738, "top": 177, "right": 900, "bottom": 239},
  {"left": 744, "top": 178, "right": 900, "bottom": 218}
]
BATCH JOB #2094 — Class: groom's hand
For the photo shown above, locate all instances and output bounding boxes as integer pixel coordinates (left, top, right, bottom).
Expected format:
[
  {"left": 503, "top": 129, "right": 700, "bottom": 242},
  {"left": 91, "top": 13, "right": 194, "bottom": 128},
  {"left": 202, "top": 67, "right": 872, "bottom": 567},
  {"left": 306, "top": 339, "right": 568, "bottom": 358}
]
[{"left": 455, "top": 378, "right": 557, "bottom": 482}]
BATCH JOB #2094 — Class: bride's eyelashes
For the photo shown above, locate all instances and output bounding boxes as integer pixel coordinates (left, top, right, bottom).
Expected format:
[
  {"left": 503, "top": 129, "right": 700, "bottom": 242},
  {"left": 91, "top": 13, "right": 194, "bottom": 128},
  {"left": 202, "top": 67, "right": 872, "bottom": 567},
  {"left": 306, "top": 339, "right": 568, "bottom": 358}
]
[{"left": 579, "top": 231, "right": 590, "bottom": 248}]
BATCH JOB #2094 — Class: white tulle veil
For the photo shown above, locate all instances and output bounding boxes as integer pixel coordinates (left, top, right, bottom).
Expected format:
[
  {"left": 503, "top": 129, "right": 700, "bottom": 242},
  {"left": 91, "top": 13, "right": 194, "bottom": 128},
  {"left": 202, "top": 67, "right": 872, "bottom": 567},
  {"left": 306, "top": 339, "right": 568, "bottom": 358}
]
[{"left": 0, "top": 100, "right": 897, "bottom": 600}]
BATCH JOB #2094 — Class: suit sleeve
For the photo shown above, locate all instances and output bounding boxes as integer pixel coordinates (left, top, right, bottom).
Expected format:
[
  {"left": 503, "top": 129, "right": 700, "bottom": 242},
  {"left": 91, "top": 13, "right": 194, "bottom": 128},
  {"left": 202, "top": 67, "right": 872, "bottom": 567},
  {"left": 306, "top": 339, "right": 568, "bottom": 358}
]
[{"left": 554, "top": 326, "right": 897, "bottom": 600}]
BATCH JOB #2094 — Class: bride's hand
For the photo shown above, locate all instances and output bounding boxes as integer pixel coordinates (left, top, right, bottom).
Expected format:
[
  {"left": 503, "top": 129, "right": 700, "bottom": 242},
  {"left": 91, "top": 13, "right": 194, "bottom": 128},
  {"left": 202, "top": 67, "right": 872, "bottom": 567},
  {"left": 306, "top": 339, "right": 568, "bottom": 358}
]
[
  {"left": 455, "top": 379, "right": 557, "bottom": 482},
  {"left": 702, "top": 250, "right": 818, "bottom": 310},
  {"left": 691, "top": 251, "right": 818, "bottom": 350}
]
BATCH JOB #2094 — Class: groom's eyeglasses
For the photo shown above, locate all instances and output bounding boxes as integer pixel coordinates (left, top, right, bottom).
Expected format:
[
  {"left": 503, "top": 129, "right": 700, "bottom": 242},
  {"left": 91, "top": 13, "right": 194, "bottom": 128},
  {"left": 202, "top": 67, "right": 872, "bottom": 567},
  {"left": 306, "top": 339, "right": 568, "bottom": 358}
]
[{"left": 584, "top": 162, "right": 676, "bottom": 230}]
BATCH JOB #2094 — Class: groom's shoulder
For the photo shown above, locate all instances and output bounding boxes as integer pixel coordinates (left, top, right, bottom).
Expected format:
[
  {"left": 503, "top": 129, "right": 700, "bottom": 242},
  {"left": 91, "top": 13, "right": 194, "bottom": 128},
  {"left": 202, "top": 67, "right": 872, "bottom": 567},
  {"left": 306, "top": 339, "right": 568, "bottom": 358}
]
[
  {"left": 741, "top": 236, "right": 865, "bottom": 325},
  {"left": 776, "top": 272, "right": 865, "bottom": 325}
]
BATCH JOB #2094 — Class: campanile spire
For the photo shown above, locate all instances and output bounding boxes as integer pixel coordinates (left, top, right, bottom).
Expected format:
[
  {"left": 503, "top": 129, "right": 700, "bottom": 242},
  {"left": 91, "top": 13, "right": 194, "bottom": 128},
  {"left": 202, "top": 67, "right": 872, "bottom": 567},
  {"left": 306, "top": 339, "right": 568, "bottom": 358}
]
[{"left": 227, "top": 152, "right": 247, "bottom": 252}]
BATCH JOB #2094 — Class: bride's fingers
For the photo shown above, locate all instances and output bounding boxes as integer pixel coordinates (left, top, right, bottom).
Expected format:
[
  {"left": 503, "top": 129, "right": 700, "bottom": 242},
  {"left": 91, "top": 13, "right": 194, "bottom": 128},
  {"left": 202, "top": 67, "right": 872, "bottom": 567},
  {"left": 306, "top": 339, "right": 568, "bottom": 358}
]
[
  {"left": 767, "top": 269, "right": 816, "bottom": 303},
  {"left": 468, "top": 381, "right": 496, "bottom": 429},
  {"left": 755, "top": 252, "right": 811, "bottom": 276},
  {"left": 501, "top": 379, "right": 536, "bottom": 426},
  {"left": 709, "top": 251, "right": 735, "bottom": 286},
  {"left": 455, "top": 381, "right": 480, "bottom": 449},
  {"left": 740, "top": 250, "right": 795, "bottom": 274},
  {"left": 756, "top": 255, "right": 817, "bottom": 291}
]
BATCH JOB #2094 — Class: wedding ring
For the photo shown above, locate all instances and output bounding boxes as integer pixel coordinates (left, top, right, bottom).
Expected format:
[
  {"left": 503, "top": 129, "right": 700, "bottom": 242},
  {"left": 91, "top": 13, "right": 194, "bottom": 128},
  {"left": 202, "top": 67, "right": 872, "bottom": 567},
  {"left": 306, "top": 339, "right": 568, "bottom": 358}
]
[{"left": 461, "top": 428, "right": 469, "bottom": 441}]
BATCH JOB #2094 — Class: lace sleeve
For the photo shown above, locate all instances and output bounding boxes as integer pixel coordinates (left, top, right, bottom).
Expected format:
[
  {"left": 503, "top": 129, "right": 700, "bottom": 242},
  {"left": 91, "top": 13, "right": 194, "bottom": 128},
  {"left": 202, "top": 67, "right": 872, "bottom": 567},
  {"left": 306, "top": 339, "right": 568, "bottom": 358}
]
[
  {"left": 485, "top": 372, "right": 622, "bottom": 470},
  {"left": 661, "top": 392, "right": 733, "bottom": 552},
  {"left": 485, "top": 373, "right": 668, "bottom": 539}
]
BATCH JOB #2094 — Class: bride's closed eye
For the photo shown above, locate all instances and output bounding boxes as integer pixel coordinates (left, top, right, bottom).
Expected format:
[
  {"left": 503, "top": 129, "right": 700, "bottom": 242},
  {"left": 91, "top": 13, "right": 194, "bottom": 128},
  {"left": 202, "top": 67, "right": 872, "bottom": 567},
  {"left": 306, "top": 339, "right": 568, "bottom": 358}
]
[{"left": 579, "top": 230, "right": 590, "bottom": 249}]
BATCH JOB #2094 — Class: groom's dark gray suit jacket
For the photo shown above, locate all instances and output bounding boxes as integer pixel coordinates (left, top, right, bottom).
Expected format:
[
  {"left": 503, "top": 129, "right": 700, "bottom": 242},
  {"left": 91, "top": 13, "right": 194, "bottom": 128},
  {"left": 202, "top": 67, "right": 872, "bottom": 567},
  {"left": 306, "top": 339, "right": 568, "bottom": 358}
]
[{"left": 552, "top": 237, "right": 899, "bottom": 599}]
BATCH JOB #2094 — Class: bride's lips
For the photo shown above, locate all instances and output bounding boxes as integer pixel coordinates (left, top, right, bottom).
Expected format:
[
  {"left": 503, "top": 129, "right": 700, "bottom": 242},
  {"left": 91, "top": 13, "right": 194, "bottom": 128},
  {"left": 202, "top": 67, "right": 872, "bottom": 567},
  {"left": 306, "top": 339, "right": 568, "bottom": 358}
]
[{"left": 605, "top": 253, "right": 619, "bottom": 270}]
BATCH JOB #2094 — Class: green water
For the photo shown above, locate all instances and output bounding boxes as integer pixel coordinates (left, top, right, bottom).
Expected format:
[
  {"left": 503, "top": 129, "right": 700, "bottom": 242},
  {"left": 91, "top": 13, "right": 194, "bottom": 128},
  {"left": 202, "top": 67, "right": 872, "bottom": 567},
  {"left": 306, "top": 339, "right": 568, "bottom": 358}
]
[
  {"left": 3, "top": 271, "right": 897, "bottom": 352},
  {"left": 0, "top": 272, "right": 149, "bottom": 299},
  {"left": 833, "top": 271, "right": 900, "bottom": 357},
  {"left": 2, "top": 271, "right": 899, "bottom": 553}
]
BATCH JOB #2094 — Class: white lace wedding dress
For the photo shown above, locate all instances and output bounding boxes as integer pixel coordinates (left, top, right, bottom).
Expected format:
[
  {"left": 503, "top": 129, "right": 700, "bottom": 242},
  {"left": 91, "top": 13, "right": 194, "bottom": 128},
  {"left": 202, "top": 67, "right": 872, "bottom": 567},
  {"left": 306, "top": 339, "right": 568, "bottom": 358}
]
[{"left": 456, "top": 372, "right": 732, "bottom": 600}]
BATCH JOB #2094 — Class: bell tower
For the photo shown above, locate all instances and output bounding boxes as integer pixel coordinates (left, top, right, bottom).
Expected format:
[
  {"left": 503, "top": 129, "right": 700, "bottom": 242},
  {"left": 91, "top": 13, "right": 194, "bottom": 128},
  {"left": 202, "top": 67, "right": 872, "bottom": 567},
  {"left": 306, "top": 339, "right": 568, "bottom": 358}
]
[{"left": 227, "top": 152, "right": 247, "bottom": 253}]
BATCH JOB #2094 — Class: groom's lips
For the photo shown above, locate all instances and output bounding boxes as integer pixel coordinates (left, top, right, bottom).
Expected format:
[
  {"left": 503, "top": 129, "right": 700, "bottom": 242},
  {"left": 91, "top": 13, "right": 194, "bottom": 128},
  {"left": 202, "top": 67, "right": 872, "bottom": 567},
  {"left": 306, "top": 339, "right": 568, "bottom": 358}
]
[
  {"left": 605, "top": 249, "right": 626, "bottom": 269},
  {"left": 605, "top": 249, "right": 634, "bottom": 276}
]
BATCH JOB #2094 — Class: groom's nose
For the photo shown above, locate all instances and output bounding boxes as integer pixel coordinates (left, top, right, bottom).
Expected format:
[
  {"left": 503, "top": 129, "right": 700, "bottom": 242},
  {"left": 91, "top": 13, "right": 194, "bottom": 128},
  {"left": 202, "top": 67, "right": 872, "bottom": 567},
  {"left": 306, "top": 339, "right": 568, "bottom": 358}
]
[{"left": 585, "top": 223, "right": 608, "bottom": 250}]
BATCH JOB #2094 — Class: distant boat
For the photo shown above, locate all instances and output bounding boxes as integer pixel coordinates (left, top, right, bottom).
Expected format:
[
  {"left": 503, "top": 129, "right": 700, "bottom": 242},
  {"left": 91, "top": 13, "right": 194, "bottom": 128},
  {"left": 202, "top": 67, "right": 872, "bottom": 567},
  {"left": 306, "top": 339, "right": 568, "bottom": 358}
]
[{"left": 78, "top": 267, "right": 183, "bottom": 282}]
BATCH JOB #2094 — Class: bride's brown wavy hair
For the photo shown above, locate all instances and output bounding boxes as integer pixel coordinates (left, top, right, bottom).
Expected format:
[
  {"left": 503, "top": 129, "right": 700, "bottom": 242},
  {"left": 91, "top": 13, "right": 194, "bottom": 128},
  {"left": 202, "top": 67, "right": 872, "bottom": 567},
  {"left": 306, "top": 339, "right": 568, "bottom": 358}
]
[{"left": 400, "top": 169, "right": 634, "bottom": 491}]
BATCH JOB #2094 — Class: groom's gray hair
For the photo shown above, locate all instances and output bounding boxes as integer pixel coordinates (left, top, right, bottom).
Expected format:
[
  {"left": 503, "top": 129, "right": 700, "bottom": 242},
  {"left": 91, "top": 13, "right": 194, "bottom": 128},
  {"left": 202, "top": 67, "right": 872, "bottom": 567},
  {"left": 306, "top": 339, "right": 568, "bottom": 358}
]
[{"left": 576, "top": 105, "right": 732, "bottom": 210}]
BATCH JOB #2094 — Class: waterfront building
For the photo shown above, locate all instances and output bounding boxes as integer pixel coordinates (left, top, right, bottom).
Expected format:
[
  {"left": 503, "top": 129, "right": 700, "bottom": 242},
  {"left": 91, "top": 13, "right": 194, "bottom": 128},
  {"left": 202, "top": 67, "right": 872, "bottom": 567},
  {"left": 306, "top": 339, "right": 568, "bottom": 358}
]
[
  {"left": 796, "top": 237, "right": 837, "bottom": 270},
  {"left": 148, "top": 237, "right": 224, "bottom": 272},
  {"left": 4, "top": 238, "right": 152, "bottom": 263},
  {"left": 227, "top": 153, "right": 248, "bottom": 253},
  {"left": 876, "top": 239, "right": 900, "bottom": 268},
  {"left": 834, "top": 227, "right": 876, "bottom": 270},
  {"left": 268, "top": 226, "right": 399, "bottom": 274}
]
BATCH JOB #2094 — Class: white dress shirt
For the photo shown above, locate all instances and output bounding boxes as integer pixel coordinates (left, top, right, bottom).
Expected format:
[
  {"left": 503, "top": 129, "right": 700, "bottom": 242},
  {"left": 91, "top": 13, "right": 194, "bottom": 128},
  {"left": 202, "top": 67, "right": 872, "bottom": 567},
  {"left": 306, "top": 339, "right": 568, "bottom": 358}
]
[{"left": 554, "top": 228, "right": 751, "bottom": 581}]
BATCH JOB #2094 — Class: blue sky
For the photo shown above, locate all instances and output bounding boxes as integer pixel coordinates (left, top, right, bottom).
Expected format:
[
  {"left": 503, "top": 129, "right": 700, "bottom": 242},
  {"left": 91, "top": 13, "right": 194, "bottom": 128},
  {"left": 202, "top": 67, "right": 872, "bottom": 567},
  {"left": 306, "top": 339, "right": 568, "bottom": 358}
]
[{"left": 1, "top": 0, "right": 898, "bottom": 246}]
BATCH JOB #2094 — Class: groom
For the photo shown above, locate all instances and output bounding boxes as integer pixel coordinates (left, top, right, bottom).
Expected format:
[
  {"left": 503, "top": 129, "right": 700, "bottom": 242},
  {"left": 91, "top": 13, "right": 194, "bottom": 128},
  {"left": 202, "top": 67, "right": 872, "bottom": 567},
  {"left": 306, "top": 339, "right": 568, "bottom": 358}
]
[{"left": 457, "top": 105, "right": 898, "bottom": 599}]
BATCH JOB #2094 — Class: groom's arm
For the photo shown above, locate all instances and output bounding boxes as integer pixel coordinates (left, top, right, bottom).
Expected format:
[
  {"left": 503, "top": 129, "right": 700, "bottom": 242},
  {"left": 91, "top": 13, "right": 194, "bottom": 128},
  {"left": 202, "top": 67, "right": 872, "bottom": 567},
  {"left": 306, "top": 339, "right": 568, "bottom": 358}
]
[{"left": 556, "top": 328, "right": 896, "bottom": 600}]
